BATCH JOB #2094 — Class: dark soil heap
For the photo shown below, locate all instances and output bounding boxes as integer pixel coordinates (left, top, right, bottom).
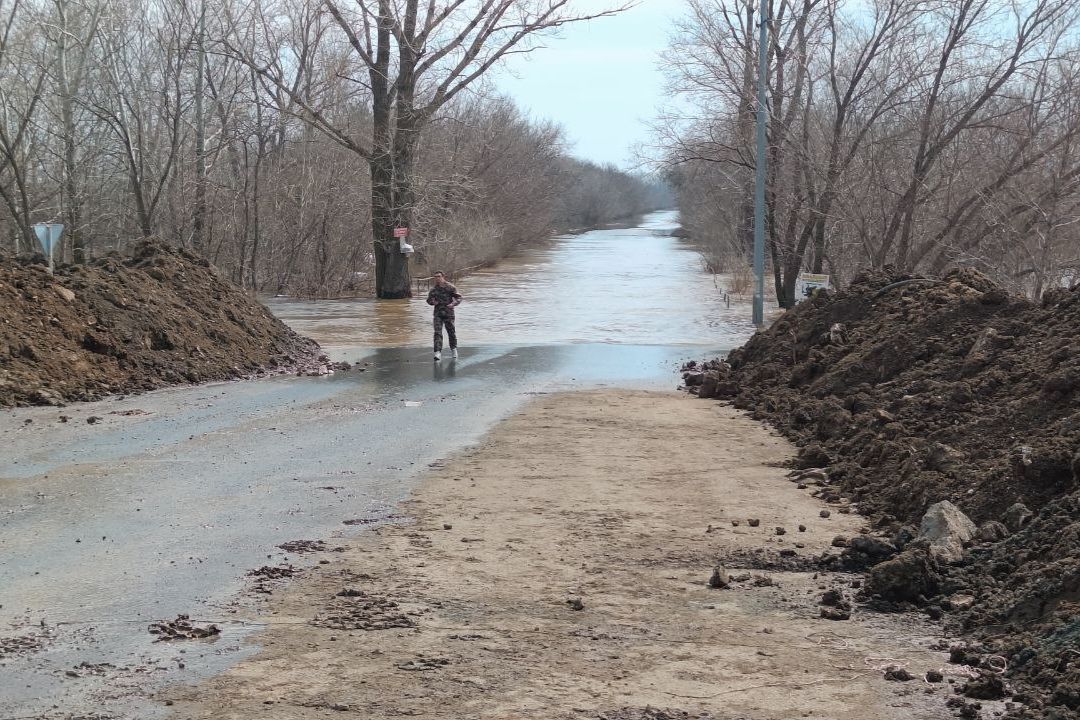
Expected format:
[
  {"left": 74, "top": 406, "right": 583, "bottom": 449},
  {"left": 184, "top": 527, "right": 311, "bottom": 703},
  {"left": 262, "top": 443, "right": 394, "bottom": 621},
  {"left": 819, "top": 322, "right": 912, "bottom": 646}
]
[
  {"left": 692, "top": 269, "right": 1080, "bottom": 718},
  {"left": 1, "top": 240, "right": 323, "bottom": 407}
]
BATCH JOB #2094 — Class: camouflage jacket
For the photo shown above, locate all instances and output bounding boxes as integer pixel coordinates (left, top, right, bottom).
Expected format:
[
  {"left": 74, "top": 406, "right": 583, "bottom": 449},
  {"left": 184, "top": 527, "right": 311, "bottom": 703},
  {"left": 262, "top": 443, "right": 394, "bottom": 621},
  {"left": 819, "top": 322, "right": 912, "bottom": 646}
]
[{"left": 426, "top": 283, "right": 462, "bottom": 311}]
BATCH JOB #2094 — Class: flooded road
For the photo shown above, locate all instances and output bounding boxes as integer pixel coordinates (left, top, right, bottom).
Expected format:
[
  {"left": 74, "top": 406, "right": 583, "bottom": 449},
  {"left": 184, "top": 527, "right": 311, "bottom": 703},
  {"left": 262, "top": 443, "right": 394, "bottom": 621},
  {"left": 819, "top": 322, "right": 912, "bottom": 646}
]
[
  {"left": 266, "top": 210, "right": 751, "bottom": 352},
  {"left": 0, "top": 211, "right": 755, "bottom": 717}
]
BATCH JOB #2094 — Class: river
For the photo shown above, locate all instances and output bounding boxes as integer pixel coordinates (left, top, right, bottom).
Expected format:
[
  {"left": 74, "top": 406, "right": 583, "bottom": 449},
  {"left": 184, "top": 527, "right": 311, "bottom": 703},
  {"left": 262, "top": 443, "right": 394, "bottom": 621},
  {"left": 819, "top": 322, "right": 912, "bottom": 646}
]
[
  {"left": 266, "top": 210, "right": 751, "bottom": 352},
  {"left": 0, "top": 211, "right": 755, "bottom": 718}
]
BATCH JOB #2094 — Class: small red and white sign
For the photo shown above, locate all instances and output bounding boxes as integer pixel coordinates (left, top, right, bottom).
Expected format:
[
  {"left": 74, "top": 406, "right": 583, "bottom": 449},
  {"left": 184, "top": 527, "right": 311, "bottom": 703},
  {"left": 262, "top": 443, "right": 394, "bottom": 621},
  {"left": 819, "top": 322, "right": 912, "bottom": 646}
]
[{"left": 393, "top": 227, "right": 409, "bottom": 238}]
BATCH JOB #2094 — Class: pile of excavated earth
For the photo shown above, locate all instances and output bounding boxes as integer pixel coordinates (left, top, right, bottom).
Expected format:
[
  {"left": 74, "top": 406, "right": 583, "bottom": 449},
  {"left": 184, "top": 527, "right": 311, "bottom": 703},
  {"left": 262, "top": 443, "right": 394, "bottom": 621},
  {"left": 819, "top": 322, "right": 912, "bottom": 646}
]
[
  {"left": 0, "top": 240, "right": 330, "bottom": 407},
  {"left": 684, "top": 268, "right": 1079, "bottom": 720}
]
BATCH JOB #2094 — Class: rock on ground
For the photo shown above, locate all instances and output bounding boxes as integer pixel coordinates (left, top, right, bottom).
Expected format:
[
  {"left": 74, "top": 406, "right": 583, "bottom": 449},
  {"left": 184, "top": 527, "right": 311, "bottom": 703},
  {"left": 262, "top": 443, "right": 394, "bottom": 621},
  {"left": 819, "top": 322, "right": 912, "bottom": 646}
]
[{"left": 918, "top": 500, "right": 977, "bottom": 563}]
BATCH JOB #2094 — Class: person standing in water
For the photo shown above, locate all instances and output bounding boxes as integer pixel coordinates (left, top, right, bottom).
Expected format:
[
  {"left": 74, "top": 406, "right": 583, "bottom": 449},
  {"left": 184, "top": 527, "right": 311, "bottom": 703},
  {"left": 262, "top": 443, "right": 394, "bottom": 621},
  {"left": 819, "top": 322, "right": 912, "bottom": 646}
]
[{"left": 426, "top": 271, "right": 462, "bottom": 361}]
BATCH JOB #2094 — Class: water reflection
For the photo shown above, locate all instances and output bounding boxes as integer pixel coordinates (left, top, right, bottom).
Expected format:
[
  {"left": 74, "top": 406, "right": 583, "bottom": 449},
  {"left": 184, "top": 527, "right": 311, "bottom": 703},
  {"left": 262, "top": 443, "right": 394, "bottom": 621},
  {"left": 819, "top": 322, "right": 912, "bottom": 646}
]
[
  {"left": 434, "top": 359, "right": 457, "bottom": 381},
  {"left": 266, "top": 211, "right": 754, "bottom": 352}
]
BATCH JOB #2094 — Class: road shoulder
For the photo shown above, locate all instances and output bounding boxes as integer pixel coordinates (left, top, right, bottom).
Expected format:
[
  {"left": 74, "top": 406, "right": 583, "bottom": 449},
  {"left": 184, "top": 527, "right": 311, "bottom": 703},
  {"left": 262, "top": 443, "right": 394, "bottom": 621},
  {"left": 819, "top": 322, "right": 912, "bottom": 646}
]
[{"left": 165, "top": 389, "right": 951, "bottom": 719}]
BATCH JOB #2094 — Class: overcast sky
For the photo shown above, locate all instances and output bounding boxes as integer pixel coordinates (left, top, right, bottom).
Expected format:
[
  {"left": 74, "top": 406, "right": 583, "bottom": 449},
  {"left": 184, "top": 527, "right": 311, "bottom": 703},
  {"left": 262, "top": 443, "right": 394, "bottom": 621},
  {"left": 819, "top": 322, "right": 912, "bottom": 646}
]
[{"left": 491, "top": 0, "right": 682, "bottom": 170}]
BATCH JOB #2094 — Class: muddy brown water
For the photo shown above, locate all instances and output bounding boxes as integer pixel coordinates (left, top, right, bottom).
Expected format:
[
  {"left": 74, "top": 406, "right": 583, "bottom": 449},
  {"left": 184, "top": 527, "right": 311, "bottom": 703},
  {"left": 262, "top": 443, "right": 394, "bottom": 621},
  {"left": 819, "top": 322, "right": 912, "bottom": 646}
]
[
  {"left": 0, "top": 211, "right": 756, "bottom": 718},
  {"left": 265, "top": 211, "right": 751, "bottom": 351}
]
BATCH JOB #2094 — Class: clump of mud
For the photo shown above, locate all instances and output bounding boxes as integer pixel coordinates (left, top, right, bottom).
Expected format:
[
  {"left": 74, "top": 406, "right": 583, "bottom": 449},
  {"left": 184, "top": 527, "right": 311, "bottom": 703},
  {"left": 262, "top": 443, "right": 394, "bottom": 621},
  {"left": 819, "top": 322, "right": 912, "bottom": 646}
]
[
  {"left": 312, "top": 590, "right": 422, "bottom": 631},
  {"left": 690, "top": 268, "right": 1080, "bottom": 717},
  {"left": 0, "top": 240, "right": 330, "bottom": 407},
  {"left": 148, "top": 614, "right": 221, "bottom": 641},
  {"left": 593, "top": 709, "right": 723, "bottom": 720},
  {"left": 0, "top": 632, "right": 49, "bottom": 658}
]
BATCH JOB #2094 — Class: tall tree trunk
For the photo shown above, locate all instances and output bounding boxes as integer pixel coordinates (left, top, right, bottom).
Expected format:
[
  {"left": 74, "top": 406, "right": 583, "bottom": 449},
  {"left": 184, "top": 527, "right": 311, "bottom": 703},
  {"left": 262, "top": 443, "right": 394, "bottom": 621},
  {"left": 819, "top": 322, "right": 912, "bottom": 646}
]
[
  {"left": 367, "top": 0, "right": 409, "bottom": 298},
  {"left": 192, "top": 1, "right": 208, "bottom": 255},
  {"left": 381, "top": 0, "right": 420, "bottom": 299},
  {"left": 737, "top": 1, "right": 756, "bottom": 259},
  {"left": 248, "top": 146, "right": 263, "bottom": 290},
  {"left": 56, "top": 1, "right": 83, "bottom": 263}
]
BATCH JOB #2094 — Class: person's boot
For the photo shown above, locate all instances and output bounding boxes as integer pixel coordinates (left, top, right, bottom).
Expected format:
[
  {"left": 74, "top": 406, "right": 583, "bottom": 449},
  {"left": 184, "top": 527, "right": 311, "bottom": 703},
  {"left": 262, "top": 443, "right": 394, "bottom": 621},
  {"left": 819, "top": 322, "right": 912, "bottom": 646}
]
[
  {"left": 434, "top": 350, "right": 441, "bottom": 361},
  {"left": 451, "top": 348, "right": 458, "bottom": 359}
]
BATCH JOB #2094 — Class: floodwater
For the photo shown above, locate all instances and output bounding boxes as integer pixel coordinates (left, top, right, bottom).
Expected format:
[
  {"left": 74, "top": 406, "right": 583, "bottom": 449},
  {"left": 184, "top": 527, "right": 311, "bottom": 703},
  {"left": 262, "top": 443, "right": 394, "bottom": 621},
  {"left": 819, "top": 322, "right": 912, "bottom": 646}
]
[
  {"left": 266, "top": 210, "right": 752, "bottom": 353},
  {"left": 0, "top": 210, "right": 756, "bottom": 718}
]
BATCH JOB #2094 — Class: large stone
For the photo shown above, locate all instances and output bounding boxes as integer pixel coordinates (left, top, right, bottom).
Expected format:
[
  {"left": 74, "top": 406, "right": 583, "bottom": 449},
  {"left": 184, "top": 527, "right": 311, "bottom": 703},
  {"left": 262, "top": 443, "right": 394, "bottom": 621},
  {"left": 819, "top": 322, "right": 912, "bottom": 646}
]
[
  {"left": 974, "top": 520, "right": 1009, "bottom": 543},
  {"left": 847, "top": 535, "right": 896, "bottom": 560},
  {"left": 708, "top": 565, "right": 730, "bottom": 589},
  {"left": 683, "top": 371, "right": 704, "bottom": 387},
  {"left": 1003, "top": 502, "right": 1033, "bottom": 532},
  {"left": 963, "top": 327, "right": 999, "bottom": 372},
  {"left": 698, "top": 372, "right": 721, "bottom": 399},
  {"left": 918, "top": 500, "right": 977, "bottom": 563},
  {"left": 53, "top": 285, "right": 76, "bottom": 303},
  {"left": 865, "top": 548, "right": 939, "bottom": 602}
]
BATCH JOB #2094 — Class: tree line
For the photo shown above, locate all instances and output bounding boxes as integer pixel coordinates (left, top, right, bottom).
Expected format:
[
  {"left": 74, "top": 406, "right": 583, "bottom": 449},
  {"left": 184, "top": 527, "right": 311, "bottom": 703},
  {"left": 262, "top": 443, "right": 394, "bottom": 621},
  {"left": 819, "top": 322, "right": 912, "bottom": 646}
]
[
  {"left": 0, "top": 0, "right": 664, "bottom": 297},
  {"left": 660, "top": 0, "right": 1080, "bottom": 304}
]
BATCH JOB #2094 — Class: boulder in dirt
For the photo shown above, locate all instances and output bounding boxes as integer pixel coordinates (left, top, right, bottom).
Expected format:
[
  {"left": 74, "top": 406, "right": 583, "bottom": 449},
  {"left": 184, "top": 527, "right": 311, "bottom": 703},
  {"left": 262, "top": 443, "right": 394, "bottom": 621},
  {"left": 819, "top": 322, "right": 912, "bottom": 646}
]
[
  {"left": 698, "top": 372, "right": 721, "bottom": 399},
  {"left": 796, "top": 444, "right": 832, "bottom": 469},
  {"left": 1003, "top": 502, "right": 1033, "bottom": 531},
  {"left": 847, "top": 535, "right": 896, "bottom": 560},
  {"left": 708, "top": 566, "right": 730, "bottom": 589},
  {"left": 865, "top": 548, "right": 939, "bottom": 602},
  {"left": 918, "top": 500, "right": 976, "bottom": 563},
  {"left": 962, "top": 672, "right": 1008, "bottom": 700},
  {"left": 53, "top": 285, "right": 76, "bottom": 302},
  {"left": 32, "top": 389, "right": 63, "bottom": 406},
  {"left": 963, "top": 327, "right": 999, "bottom": 374},
  {"left": 820, "top": 589, "right": 849, "bottom": 610},
  {"left": 891, "top": 525, "right": 918, "bottom": 550},
  {"left": 871, "top": 408, "right": 897, "bottom": 424},
  {"left": 949, "top": 593, "right": 976, "bottom": 611},
  {"left": 883, "top": 666, "right": 913, "bottom": 681},
  {"left": 974, "top": 521, "right": 1008, "bottom": 543},
  {"left": 820, "top": 607, "right": 850, "bottom": 621}
]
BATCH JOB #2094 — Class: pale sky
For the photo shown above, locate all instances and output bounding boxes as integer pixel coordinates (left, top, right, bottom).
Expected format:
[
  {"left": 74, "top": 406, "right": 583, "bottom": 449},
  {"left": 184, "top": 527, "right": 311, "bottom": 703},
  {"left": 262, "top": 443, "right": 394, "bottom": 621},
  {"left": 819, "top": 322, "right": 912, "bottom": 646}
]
[{"left": 492, "top": 0, "right": 683, "bottom": 170}]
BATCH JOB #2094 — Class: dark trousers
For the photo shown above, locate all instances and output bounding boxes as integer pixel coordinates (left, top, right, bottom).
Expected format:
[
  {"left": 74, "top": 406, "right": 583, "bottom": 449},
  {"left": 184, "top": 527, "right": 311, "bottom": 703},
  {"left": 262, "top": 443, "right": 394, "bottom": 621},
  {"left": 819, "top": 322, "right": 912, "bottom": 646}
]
[{"left": 433, "top": 308, "right": 457, "bottom": 352}]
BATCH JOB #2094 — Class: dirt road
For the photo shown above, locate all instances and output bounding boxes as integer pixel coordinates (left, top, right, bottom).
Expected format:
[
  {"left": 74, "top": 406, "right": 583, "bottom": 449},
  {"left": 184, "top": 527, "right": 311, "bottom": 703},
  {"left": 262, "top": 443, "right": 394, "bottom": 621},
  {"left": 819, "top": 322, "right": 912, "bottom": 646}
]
[{"left": 164, "top": 390, "right": 954, "bottom": 719}]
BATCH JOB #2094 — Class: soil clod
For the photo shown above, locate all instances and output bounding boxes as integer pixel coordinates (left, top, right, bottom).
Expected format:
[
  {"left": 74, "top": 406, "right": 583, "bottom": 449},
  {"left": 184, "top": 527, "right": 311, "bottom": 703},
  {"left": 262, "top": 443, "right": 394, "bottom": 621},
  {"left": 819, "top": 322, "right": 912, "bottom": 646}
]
[{"left": 147, "top": 615, "right": 221, "bottom": 641}]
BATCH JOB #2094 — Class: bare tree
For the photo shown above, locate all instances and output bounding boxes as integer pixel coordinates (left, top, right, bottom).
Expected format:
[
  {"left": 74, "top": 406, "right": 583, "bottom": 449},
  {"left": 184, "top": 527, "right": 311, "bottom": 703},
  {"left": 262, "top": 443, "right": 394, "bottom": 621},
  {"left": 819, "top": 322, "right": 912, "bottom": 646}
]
[
  {"left": 226, "top": 0, "right": 628, "bottom": 298},
  {"left": 92, "top": 0, "right": 195, "bottom": 238},
  {"left": 0, "top": 0, "right": 49, "bottom": 252},
  {"left": 661, "top": 0, "right": 1080, "bottom": 302},
  {"left": 50, "top": 0, "right": 102, "bottom": 262},
  {"left": 0, "top": 0, "right": 655, "bottom": 302}
]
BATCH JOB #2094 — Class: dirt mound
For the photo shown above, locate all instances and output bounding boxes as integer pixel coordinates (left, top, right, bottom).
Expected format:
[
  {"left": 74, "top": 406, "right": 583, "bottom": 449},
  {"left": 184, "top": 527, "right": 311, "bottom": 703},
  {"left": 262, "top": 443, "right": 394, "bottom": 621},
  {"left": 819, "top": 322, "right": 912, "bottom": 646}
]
[
  {"left": 0, "top": 240, "right": 326, "bottom": 406},
  {"left": 690, "top": 268, "right": 1080, "bottom": 717}
]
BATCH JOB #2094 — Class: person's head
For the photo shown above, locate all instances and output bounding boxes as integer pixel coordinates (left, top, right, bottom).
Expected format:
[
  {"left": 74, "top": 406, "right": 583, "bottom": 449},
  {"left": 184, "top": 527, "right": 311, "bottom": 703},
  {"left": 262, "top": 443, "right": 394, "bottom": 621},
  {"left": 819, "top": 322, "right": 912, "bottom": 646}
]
[{"left": 434, "top": 271, "right": 446, "bottom": 286}]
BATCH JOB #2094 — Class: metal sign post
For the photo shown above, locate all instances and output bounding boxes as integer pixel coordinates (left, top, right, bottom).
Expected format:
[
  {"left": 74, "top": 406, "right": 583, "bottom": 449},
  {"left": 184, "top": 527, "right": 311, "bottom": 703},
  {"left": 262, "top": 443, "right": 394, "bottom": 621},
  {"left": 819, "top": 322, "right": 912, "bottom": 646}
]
[
  {"left": 32, "top": 223, "right": 65, "bottom": 274},
  {"left": 752, "top": 8, "right": 769, "bottom": 328}
]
